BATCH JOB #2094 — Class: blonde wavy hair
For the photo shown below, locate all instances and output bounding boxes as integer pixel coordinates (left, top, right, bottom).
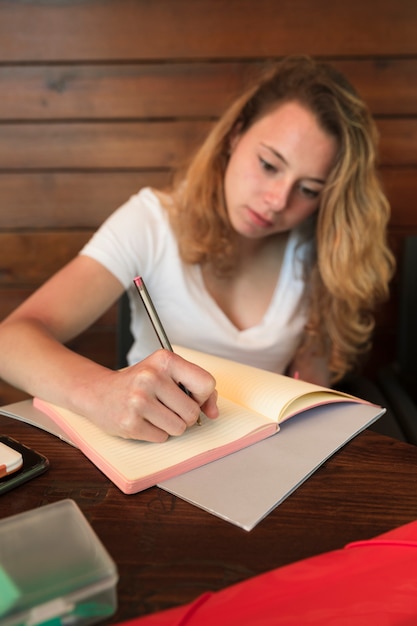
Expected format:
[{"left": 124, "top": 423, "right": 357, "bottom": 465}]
[{"left": 161, "top": 56, "right": 395, "bottom": 382}]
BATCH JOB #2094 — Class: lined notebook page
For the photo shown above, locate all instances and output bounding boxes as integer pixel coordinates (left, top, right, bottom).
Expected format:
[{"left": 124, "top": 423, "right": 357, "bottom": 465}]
[
  {"left": 34, "top": 396, "right": 275, "bottom": 493},
  {"left": 175, "top": 346, "right": 356, "bottom": 423}
]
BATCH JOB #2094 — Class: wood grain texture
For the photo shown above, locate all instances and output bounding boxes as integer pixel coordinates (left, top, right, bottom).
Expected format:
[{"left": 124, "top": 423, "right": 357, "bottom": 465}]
[
  {"left": 0, "top": 59, "right": 416, "bottom": 120},
  {"left": 1, "top": 415, "right": 417, "bottom": 622},
  {"left": 0, "top": 0, "right": 416, "bottom": 60}
]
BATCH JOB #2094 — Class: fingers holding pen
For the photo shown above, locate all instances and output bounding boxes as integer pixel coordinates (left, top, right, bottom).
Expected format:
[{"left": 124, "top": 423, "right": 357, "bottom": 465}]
[
  {"left": 114, "top": 350, "right": 218, "bottom": 442},
  {"left": 150, "top": 349, "right": 219, "bottom": 425},
  {"left": 166, "top": 351, "right": 219, "bottom": 420},
  {"left": 200, "top": 388, "right": 219, "bottom": 421}
]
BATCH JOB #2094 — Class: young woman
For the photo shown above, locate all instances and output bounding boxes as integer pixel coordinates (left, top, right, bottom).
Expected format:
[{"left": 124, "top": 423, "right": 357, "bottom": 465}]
[{"left": 0, "top": 56, "right": 394, "bottom": 442}]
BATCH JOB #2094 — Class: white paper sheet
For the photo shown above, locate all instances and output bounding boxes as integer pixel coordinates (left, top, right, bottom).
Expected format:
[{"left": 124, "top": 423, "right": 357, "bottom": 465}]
[{"left": 159, "top": 403, "right": 384, "bottom": 531}]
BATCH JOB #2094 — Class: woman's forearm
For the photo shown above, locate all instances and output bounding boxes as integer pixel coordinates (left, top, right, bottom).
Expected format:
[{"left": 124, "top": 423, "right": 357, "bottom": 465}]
[
  {"left": 0, "top": 317, "right": 218, "bottom": 442},
  {"left": 0, "top": 317, "right": 112, "bottom": 412}
]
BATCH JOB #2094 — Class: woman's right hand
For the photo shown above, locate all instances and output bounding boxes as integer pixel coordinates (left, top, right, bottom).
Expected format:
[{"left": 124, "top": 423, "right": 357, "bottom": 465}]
[{"left": 85, "top": 349, "right": 219, "bottom": 442}]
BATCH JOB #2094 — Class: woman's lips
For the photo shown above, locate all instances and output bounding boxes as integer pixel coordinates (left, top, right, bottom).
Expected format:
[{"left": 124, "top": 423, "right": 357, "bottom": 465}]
[{"left": 246, "top": 207, "right": 274, "bottom": 228}]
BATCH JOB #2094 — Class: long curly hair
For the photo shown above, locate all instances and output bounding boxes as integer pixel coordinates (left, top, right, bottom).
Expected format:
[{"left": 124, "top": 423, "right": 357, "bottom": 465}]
[{"left": 160, "top": 56, "right": 395, "bottom": 382}]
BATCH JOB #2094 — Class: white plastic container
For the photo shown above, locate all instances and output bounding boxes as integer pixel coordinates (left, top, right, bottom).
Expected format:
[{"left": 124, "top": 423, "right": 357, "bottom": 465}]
[{"left": 0, "top": 499, "right": 118, "bottom": 625}]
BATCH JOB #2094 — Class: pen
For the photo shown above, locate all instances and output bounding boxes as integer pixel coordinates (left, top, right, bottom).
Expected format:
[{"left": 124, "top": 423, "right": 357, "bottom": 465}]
[{"left": 133, "top": 276, "right": 202, "bottom": 426}]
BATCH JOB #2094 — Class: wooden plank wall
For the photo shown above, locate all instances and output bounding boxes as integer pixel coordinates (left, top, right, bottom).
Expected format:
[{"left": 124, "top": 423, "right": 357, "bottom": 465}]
[{"left": 0, "top": 0, "right": 416, "bottom": 403}]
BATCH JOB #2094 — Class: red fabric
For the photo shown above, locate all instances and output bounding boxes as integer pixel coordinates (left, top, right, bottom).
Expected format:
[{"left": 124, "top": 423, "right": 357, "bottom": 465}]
[{"left": 118, "top": 520, "right": 417, "bottom": 625}]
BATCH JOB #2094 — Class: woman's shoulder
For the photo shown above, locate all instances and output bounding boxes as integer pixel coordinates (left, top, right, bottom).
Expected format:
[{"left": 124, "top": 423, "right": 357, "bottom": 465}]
[
  {"left": 128, "top": 186, "right": 167, "bottom": 211},
  {"left": 110, "top": 186, "right": 171, "bottom": 227}
]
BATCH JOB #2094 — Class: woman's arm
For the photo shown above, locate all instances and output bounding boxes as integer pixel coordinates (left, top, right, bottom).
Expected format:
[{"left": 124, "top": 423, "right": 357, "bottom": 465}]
[{"left": 0, "top": 256, "right": 218, "bottom": 441}]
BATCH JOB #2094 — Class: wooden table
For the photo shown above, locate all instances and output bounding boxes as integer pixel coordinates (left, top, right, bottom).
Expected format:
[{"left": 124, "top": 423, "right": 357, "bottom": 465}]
[{"left": 1, "top": 414, "right": 417, "bottom": 624}]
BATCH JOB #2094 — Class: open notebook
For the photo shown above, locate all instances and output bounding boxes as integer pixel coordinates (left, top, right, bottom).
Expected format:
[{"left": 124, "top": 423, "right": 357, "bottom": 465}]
[
  {"left": 7, "top": 345, "right": 378, "bottom": 496},
  {"left": 0, "top": 398, "right": 383, "bottom": 530}
]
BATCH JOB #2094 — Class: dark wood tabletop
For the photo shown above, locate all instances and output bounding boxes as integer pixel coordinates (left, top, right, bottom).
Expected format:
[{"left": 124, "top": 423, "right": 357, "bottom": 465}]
[{"left": 1, "top": 414, "right": 417, "bottom": 624}]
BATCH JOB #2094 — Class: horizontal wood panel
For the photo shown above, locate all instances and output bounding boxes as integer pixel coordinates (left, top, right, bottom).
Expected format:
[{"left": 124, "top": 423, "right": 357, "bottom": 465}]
[
  {"left": 378, "top": 120, "right": 417, "bottom": 167},
  {"left": 0, "top": 232, "right": 92, "bottom": 286},
  {"left": 0, "top": 169, "right": 415, "bottom": 230},
  {"left": 0, "top": 172, "right": 170, "bottom": 229},
  {"left": 0, "top": 120, "right": 416, "bottom": 170},
  {"left": 382, "top": 169, "right": 417, "bottom": 229},
  {"left": 0, "top": 63, "right": 254, "bottom": 121},
  {"left": 0, "top": 121, "right": 212, "bottom": 169},
  {"left": 0, "top": 0, "right": 416, "bottom": 61},
  {"left": 336, "top": 59, "right": 417, "bottom": 116},
  {"left": 1, "top": 59, "right": 417, "bottom": 120}
]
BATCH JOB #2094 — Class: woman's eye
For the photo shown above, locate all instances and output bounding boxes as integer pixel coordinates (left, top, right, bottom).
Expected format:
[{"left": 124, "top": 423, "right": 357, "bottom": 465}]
[
  {"left": 259, "top": 158, "right": 277, "bottom": 173},
  {"left": 300, "top": 186, "right": 320, "bottom": 199}
]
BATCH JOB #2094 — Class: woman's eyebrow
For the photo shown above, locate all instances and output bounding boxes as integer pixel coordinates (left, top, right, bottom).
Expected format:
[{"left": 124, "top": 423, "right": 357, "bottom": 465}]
[
  {"left": 262, "top": 143, "right": 288, "bottom": 166},
  {"left": 262, "top": 143, "right": 326, "bottom": 185}
]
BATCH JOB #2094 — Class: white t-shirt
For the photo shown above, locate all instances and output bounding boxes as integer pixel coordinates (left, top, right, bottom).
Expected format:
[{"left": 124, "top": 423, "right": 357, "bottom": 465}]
[{"left": 80, "top": 187, "right": 311, "bottom": 373}]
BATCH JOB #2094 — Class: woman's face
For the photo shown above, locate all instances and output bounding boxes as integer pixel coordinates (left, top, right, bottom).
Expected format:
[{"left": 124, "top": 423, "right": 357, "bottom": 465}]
[{"left": 224, "top": 100, "right": 338, "bottom": 239}]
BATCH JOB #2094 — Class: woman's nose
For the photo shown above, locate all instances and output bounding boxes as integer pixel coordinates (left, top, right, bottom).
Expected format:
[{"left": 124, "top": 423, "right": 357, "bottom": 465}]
[{"left": 263, "top": 179, "right": 291, "bottom": 212}]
